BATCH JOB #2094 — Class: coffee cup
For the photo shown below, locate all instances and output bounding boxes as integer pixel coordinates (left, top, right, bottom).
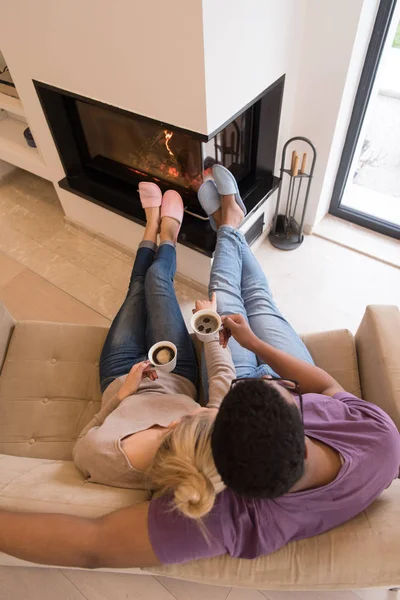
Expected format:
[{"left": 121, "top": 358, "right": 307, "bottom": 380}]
[
  {"left": 191, "top": 309, "right": 222, "bottom": 342},
  {"left": 148, "top": 341, "right": 177, "bottom": 373}
]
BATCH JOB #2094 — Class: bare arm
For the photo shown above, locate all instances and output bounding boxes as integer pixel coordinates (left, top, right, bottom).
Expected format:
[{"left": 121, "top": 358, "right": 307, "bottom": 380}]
[
  {"left": 223, "top": 314, "right": 344, "bottom": 396},
  {"left": 0, "top": 503, "right": 160, "bottom": 569}
]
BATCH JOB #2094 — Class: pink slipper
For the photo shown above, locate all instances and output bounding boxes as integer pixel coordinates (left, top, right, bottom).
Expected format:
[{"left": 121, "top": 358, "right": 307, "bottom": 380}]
[
  {"left": 138, "top": 182, "right": 162, "bottom": 208},
  {"left": 161, "top": 190, "right": 184, "bottom": 241}
]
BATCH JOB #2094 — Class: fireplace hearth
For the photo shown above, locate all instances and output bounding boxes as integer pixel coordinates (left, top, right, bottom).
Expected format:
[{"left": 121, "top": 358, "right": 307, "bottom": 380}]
[{"left": 35, "top": 77, "right": 284, "bottom": 256}]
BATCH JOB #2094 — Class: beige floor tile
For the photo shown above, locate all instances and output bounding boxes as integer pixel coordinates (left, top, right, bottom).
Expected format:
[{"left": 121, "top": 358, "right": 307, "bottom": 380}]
[
  {"left": 0, "top": 269, "right": 110, "bottom": 326},
  {"left": 0, "top": 174, "right": 65, "bottom": 246},
  {"left": 0, "top": 196, "right": 17, "bottom": 217},
  {"left": 0, "top": 221, "right": 41, "bottom": 262},
  {"left": 1, "top": 168, "right": 60, "bottom": 210},
  {"left": 20, "top": 245, "right": 124, "bottom": 320},
  {"left": 43, "top": 228, "right": 102, "bottom": 263},
  {"left": 90, "top": 256, "right": 132, "bottom": 292},
  {"left": 34, "top": 231, "right": 121, "bottom": 290},
  {"left": 156, "top": 575, "right": 231, "bottom": 600},
  {"left": 23, "top": 252, "right": 122, "bottom": 319},
  {"left": 75, "top": 245, "right": 117, "bottom": 275},
  {"left": 62, "top": 570, "right": 176, "bottom": 600},
  {"left": 0, "top": 251, "right": 25, "bottom": 287},
  {"left": 1, "top": 202, "right": 64, "bottom": 244},
  {"left": 0, "top": 566, "right": 86, "bottom": 600},
  {"left": 91, "top": 285, "right": 126, "bottom": 320},
  {"left": 21, "top": 245, "right": 69, "bottom": 279}
]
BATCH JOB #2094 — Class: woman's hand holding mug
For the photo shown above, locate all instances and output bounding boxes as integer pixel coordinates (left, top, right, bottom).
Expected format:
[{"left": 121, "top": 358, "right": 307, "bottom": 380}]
[{"left": 117, "top": 360, "right": 158, "bottom": 401}]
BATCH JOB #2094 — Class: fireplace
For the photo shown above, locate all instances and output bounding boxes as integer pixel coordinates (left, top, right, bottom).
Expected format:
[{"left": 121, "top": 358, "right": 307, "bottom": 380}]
[{"left": 35, "top": 78, "right": 284, "bottom": 256}]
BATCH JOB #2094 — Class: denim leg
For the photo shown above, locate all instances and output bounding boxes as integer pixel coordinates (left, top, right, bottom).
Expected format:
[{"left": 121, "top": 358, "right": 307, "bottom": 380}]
[
  {"left": 99, "top": 245, "right": 156, "bottom": 393},
  {"left": 145, "top": 243, "right": 198, "bottom": 387},
  {"left": 209, "top": 226, "right": 258, "bottom": 378},
  {"left": 240, "top": 236, "right": 314, "bottom": 374}
]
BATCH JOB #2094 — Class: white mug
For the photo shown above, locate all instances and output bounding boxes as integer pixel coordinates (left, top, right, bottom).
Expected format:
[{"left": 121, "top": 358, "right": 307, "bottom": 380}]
[
  {"left": 148, "top": 341, "right": 177, "bottom": 373},
  {"left": 191, "top": 309, "right": 222, "bottom": 342}
]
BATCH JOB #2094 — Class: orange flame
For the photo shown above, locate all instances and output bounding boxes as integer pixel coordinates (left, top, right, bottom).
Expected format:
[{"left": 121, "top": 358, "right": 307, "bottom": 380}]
[{"left": 164, "top": 130, "right": 174, "bottom": 157}]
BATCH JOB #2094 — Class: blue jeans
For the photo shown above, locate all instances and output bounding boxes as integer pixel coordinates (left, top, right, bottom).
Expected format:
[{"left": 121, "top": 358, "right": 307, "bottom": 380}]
[
  {"left": 209, "top": 226, "right": 314, "bottom": 379},
  {"left": 99, "top": 243, "right": 198, "bottom": 393}
]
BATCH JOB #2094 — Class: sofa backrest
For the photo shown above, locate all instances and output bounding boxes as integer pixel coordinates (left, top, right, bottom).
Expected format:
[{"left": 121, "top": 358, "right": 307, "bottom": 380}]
[
  {"left": 356, "top": 305, "right": 400, "bottom": 430},
  {"left": 0, "top": 321, "right": 108, "bottom": 460},
  {"left": 0, "top": 311, "right": 363, "bottom": 462}
]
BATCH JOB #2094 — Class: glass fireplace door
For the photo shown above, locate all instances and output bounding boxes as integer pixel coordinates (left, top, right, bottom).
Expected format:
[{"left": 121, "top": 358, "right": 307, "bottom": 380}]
[{"left": 76, "top": 100, "right": 204, "bottom": 191}]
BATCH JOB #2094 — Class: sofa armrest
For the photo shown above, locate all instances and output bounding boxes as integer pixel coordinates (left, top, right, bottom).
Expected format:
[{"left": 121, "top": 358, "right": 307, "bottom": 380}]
[
  {"left": 0, "top": 303, "right": 15, "bottom": 375},
  {"left": 355, "top": 305, "right": 400, "bottom": 430}
]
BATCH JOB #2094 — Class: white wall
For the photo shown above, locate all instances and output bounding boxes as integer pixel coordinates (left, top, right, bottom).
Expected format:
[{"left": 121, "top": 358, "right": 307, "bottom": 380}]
[
  {"left": 2, "top": 0, "right": 208, "bottom": 131},
  {"left": 0, "top": 0, "right": 208, "bottom": 181},
  {"left": 202, "top": 0, "right": 306, "bottom": 174},
  {"left": 291, "top": 0, "right": 379, "bottom": 231}
]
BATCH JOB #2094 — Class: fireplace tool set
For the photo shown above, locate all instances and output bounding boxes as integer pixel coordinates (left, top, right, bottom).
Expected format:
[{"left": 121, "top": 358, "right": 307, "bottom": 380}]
[{"left": 269, "top": 136, "right": 316, "bottom": 250}]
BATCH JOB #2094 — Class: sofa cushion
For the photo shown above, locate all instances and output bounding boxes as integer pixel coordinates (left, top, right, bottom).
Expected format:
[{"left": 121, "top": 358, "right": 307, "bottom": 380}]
[
  {"left": 0, "top": 321, "right": 108, "bottom": 460},
  {"left": 0, "top": 453, "right": 146, "bottom": 570},
  {"left": 301, "top": 329, "right": 361, "bottom": 397},
  {"left": 0, "top": 453, "right": 147, "bottom": 513}
]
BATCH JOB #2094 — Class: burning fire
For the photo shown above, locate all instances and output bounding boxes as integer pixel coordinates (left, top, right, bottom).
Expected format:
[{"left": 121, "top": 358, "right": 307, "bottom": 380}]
[{"left": 164, "top": 130, "right": 175, "bottom": 157}]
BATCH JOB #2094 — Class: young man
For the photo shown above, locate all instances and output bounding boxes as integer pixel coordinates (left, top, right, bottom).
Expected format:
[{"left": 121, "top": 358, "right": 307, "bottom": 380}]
[{"left": 0, "top": 168, "right": 399, "bottom": 569}]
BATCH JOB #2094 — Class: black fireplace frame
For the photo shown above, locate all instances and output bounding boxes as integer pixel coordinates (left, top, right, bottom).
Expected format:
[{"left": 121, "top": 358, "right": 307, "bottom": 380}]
[{"left": 34, "top": 77, "right": 284, "bottom": 256}]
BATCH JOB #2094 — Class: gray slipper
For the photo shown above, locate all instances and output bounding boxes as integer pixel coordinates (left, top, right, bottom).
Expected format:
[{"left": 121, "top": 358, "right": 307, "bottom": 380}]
[
  {"left": 197, "top": 179, "right": 220, "bottom": 231},
  {"left": 212, "top": 164, "right": 247, "bottom": 218}
]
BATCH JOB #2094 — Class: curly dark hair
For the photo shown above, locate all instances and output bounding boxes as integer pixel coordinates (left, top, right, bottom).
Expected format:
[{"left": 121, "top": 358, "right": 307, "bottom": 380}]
[{"left": 211, "top": 379, "right": 305, "bottom": 498}]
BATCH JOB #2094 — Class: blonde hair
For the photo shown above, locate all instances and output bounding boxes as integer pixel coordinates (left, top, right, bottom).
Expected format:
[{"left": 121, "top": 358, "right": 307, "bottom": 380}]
[{"left": 148, "top": 411, "right": 225, "bottom": 520}]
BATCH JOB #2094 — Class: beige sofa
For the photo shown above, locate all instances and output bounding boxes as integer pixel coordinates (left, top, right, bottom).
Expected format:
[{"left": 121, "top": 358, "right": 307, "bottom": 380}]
[{"left": 0, "top": 302, "right": 399, "bottom": 589}]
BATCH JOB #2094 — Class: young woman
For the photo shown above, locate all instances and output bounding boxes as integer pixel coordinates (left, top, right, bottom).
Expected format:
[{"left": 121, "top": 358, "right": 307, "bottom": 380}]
[{"left": 73, "top": 182, "right": 235, "bottom": 519}]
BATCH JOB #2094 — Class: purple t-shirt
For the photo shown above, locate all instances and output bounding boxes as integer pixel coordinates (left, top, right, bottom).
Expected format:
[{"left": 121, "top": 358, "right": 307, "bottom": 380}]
[{"left": 148, "top": 392, "right": 400, "bottom": 564}]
